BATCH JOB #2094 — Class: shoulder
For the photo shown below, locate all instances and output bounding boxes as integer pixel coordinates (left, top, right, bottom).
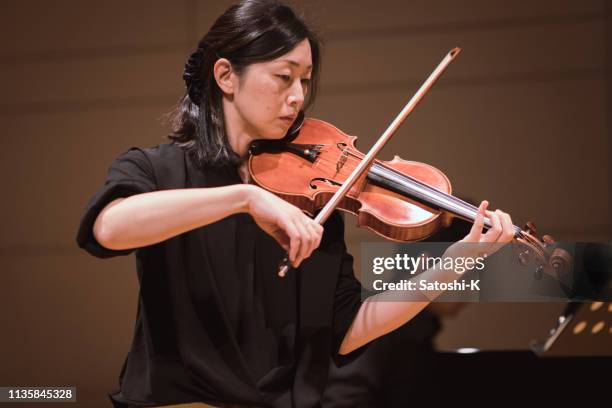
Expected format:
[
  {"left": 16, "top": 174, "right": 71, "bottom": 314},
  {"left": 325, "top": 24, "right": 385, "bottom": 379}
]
[
  {"left": 127, "top": 142, "right": 185, "bottom": 165},
  {"left": 123, "top": 142, "right": 186, "bottom": 174},
  {"left": 112, "top": 142, "right": 183, "bottom": 167},
  {"left": 108, "top": 142, "right": 187, "bottom": 190}
]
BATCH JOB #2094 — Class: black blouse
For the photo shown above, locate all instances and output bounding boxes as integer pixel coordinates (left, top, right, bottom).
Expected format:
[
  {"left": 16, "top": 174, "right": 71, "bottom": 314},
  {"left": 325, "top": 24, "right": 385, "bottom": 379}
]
[{"left": 76, "top": 143, "right": 366, "bottom": 408}]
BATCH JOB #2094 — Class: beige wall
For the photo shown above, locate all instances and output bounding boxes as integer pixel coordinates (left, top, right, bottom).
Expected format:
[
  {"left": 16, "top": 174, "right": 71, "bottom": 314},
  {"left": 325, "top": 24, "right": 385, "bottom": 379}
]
[{"left": 1, "top": 1, "right": 609, "bottom": 407}]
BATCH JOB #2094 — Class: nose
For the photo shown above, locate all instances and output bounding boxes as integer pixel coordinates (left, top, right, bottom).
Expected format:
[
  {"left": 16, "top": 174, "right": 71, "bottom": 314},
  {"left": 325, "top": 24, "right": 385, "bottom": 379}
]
[{"left": 286, "top": 79, "right": 305, "bottom": 108}]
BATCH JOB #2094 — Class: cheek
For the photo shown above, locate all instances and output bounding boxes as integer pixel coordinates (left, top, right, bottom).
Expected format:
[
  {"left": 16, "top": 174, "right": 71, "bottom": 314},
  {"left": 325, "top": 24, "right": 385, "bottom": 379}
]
[
  {"left": 237, "top": 75, "right": 287, "bottom": 137},
  {"left": 250, "top": 79, "right": 282, "bottom": 114}
]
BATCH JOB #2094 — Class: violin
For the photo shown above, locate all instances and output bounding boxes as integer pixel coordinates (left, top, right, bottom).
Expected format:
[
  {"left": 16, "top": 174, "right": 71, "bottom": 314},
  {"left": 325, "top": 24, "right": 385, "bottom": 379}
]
[{"left": 247, "top": 48, "right": 571, "bottom": 277}]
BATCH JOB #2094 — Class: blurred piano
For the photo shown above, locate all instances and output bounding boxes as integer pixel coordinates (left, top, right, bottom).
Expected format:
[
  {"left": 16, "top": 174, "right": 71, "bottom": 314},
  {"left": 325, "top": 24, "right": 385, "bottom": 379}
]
[{"left": 417, "top": 301, "right": 612, "bottom": 407}]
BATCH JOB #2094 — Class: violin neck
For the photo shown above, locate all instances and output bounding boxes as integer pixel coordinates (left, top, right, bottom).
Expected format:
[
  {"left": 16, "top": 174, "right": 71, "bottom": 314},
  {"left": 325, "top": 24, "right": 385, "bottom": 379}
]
[{"left": 367, "top": 163, "right": 522, "bottom": 237}]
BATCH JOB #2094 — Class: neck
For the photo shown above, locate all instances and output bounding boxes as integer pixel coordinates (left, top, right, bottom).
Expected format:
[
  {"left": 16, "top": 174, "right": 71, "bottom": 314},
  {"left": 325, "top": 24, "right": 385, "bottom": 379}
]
[{"left": 222, "top": 97, "right": 257, "bottom": 160}]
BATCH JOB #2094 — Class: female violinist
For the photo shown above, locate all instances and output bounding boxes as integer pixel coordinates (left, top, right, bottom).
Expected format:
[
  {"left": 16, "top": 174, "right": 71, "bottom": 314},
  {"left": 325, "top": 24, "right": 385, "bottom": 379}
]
[{"left": 76, "top": 1, "right": 515, "bottom": 407}]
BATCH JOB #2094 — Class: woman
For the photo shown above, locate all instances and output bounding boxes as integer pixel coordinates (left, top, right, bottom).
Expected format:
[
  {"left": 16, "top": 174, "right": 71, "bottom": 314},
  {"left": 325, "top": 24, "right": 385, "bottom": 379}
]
[{"left": 76, "top": 1, "right": 515, "bottom": 407}]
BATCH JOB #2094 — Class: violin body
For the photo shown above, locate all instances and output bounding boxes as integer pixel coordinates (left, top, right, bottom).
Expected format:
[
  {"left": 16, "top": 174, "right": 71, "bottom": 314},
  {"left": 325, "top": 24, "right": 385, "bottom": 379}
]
[
  {"left": 249, "top": 116, "right": 572, "bottom": 279},
  {"left": 250, "top": 118, "right": 454, "bottom": 242}
]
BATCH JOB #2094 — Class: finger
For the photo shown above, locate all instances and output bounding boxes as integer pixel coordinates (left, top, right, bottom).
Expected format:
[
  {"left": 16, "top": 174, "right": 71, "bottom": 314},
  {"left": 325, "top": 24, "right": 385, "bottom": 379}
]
[
  {"left": 482, "top": 209, "right": 502, "bottom": 243},
  {"left": 497, "top": 210, "right": 515, "bottom": 242},
  {"left": 465, "top": 200, "right": 488, "bottom": 241},
  {"left": 280, "top": 240, "right": 290, "bottom": 252},
  {"left": 282, "top": 218, "right": 301, "bottom": 266},
  {"left": 311, "top": 223, "right": 324, "bottom": 253},
  {"left": 304, "top": 220, "right": 322, "bottom": 258},
  {"left": 270, "top": 229, "right": 290, "bottom": 252},
  {"left": 313, "top": 222, "right": 324, "bottom": 248},
  {"left": 292, "top": 217, "right": 309, "bottom": 267},
  {"left": 300, "top": 222, "right": 316, "bottom": 263},
  {"left": 299, "top": 219, "right": 319, "bottom": 264},
  {"left": 505, "top": 211, "right": 515, "bottom": 238}
]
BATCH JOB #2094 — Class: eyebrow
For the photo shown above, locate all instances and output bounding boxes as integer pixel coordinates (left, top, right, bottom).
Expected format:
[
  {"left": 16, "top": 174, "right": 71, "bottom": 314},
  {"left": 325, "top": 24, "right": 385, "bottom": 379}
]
[{"left": 280, "top": 59, "right": 313, "bottom": 70}]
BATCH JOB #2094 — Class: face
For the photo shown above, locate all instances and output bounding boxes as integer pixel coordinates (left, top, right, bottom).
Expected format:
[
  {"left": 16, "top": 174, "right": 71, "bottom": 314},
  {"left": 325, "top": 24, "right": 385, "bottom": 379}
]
[{"left": 232, "top": 39, "right": 313, "bottom": 139}]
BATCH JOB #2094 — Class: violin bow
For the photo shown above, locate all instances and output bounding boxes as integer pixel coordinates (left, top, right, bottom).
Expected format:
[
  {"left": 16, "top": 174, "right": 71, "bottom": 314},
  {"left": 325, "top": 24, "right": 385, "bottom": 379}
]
[{"left": 278, "top": 47, "right": 462, "bottom": 277}]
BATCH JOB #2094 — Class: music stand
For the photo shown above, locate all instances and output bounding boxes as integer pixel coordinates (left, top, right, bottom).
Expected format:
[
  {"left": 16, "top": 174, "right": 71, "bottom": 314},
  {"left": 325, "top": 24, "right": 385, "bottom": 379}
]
[{"left": 531, "top": 301, "right": 612, "bottom": 356}]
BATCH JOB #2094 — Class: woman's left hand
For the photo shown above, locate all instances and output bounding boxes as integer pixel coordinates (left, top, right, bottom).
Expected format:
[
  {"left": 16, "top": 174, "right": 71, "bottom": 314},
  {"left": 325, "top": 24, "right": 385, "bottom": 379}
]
[{"left": 458, "top": 200, "right": 515, "bottom": 258}]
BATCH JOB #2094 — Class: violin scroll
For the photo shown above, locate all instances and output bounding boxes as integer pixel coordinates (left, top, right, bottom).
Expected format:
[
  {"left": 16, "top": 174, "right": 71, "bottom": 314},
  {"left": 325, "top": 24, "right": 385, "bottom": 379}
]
[{"left": 513, "top": 222, "right": 573, "bottom": 281}]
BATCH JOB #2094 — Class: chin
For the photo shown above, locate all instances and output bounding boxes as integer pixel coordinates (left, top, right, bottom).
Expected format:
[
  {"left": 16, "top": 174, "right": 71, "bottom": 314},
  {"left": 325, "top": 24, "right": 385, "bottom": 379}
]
[{"left": 259, "top": 126, "right": 288, "bottom": 140}]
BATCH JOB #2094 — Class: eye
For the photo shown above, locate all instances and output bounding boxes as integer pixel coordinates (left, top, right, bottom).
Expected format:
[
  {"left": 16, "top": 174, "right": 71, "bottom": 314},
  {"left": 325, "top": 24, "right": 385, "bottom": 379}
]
[
  {"left": 301, "top": 78, "right": 311, "bottom": 87},
  {"left": 277, "top": 74, "right": 291, "bottom": 82}
]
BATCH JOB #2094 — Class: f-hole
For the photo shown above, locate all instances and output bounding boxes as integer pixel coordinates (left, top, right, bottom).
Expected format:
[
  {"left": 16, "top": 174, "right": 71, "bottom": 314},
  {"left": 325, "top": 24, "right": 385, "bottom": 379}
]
[{"left": 309, "top": 177, "right": 342, "bottom": 190}]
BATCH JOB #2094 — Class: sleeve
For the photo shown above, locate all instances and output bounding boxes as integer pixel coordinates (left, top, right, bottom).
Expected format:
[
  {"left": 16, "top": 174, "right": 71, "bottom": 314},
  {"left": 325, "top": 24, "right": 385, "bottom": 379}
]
[
  {"left": 76, "top": 147, "right": 157, "bottom": 259},
  {"left": 326, "top": 211, "right": 372, "bottom": 367}
]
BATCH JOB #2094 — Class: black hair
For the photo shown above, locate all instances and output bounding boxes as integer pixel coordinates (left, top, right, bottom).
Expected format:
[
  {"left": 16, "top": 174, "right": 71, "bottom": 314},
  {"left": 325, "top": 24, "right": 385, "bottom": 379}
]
[{"left": 164, "top": 0, "right": 322, "bottom": 169}]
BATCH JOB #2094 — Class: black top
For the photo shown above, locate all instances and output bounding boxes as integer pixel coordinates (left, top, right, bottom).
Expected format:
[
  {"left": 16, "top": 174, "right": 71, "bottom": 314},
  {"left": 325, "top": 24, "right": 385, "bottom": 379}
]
[{"left": 76, "top": 143, "right": 366, "bottom": 408}]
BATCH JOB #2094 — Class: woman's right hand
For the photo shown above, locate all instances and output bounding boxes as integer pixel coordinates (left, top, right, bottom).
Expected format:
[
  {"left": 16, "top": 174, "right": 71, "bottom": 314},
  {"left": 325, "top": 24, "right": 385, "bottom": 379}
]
[{"left": 245, "top": 185, "right": 323, "bottom": 267}]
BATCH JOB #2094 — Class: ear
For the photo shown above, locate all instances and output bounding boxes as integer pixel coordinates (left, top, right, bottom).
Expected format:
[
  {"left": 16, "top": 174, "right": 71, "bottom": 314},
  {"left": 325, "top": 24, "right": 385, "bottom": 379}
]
[{"left": 213, "top": 58, "right": 236, "bottom": 95}]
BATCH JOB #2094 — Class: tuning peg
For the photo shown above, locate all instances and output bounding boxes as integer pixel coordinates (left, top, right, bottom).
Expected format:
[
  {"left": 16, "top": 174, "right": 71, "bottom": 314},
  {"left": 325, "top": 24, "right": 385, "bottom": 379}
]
[
  {"left": 524, "top": 221, "right": 537, "bottom": 235},
  {"left": 542, "top": 234, "right": 555, "bottom": 245}
]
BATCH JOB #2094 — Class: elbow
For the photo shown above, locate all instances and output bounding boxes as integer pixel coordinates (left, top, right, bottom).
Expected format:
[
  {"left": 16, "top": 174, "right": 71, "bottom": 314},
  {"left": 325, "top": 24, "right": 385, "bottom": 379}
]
[
  {"left": 92, "top": 197, "right": 129, "bottom": 250},
  {"left": 93, "top": 216, "right": 122, "bottom": 250},
  {"left": 338, "top": 335, "right": 357, "bottom": 355},
  {"left": 338, "top": 346, "right": 351, "bottom": 356},
  {"left": 339, "top": 340, "right": 367, "bottom": 356}
]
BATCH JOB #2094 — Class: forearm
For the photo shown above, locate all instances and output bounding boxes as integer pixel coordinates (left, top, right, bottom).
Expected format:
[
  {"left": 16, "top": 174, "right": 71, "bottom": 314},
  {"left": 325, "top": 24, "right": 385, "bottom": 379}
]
[
  {"left": 93, "top": 184, "right": 255, "bottom": 250},
  {"left": 338, "top": 244, "right": 468, "bottom": 354}
]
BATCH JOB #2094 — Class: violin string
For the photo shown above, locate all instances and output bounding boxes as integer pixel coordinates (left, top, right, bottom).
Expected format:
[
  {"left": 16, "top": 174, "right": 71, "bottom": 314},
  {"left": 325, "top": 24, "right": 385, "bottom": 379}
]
[
  {"left": 367, "top": 156, "right": 522, "bottom": 232},
  {"left": 310, "top": 148, "right": 477, "bottom": 214},
  {"left": 306, "top": 147, "right": 522, "bottom": 237},
  {"left": 309, "top": 151, "right": 473, "bottom": 215},
  {"left": 308, "top": 148, "right": 463, "bottom": 210},
  {"left": 340, "top": 149, "right": 522, "bottom": 235},
  {"left": 371, "top": 163, "right": 521, "bottom": 237}
]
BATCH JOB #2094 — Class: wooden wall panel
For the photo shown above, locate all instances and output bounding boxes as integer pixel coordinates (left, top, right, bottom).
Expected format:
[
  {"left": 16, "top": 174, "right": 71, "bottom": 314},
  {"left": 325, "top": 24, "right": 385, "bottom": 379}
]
[
  {"left": 1, "top": 253, "right": 137, "bottom": 391},
  {"left": 302, "top": 0, "right": 604, "bottom": 32},
  {"left": 321, "top": 21, "right": 604, "bottom": 86},
  {"left": 0, "top": 1, "right": 188, "bottom": 56},
  {"left": 2, "top": 51, "right": 185, "bottom": 107},
  {"left": 1, "top": 107, "right": 172, "bottom": 248}
]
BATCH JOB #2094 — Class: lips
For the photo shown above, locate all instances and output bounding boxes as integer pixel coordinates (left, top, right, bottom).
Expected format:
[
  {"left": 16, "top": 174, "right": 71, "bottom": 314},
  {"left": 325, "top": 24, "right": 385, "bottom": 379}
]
[{"left": 279, "top": 115, "right": 296, "bottom": 125}]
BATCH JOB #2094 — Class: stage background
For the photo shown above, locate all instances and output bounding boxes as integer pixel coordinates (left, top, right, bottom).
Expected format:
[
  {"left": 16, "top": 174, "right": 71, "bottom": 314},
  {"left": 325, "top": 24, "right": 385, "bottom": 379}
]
[{"left": 1, "top": 1, "right": 610, "bottom": 407}]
